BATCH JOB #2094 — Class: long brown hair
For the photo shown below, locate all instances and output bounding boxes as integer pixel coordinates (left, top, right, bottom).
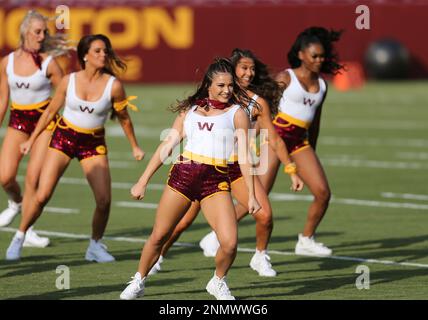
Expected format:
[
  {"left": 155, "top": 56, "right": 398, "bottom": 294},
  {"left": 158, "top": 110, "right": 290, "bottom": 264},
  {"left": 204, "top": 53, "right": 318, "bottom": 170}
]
[
  {"left": 170, "top": 57, "right": 251, "bottom": 114},
  {"left": 230, "top": 48, "right": 281, "bottom": 116},
  {"left": 77, "top": 34, "right": 127, "bottom": 76}
]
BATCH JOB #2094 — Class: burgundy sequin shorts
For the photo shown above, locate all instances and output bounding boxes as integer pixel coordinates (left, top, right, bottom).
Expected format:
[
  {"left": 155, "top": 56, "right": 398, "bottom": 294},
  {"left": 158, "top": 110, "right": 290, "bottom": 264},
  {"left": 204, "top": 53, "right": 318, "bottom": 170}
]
[
  {"left": 273, "top": 114, "right": 310, "bottom": 155},
  {"left": 167, "top": 155, "right": 231, "bottom": 202},
  {"left": 228, "top": 161, "right": 243, "bottom": 184},
  {"left": 8, "top": 103, "right": 57, "bottom": 135},
  {"left": 49, "top": 118, "right": 107, "bottom": 161}
]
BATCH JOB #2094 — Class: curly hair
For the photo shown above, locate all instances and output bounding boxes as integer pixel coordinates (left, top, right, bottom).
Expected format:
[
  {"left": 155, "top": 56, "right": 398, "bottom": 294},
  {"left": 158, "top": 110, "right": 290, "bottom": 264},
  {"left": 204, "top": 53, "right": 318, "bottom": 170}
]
[
  {"left": 287, "top": 26, "right": 344, "bottom": 75},
  {"left": 230, "top": 48, "right": 281, "bottom": 115}
]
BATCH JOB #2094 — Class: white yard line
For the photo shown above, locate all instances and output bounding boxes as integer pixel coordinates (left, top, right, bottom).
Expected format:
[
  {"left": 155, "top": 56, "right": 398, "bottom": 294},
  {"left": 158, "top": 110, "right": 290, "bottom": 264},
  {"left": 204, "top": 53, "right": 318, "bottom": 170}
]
[
  {"left": 320, "top": 158, "right": 428, "bottom": 170},
  {"left": 326, "top": 120, "right": 426, "bottom": 131},
  {"left": 269, "top": 193, "right": 428, "bottom": 210},
  {"left": 15, "top": 175, "right": 428, "bottom": 211},
  {"left": 320, "top": 136, "right": 428, "bottom": 148},
  {"left": 115, "top": 201, "right": 158, "bottom": 209},
  {"left": 396, "top": 152, "right": 428, "bottom": 160},
  {"left": 1, "top": 227, "right": 427, "bottom": 269},
  {"left": 381, "top": 192, "right": 428, "bottom": 201},
  {"left": 44, "top": 207, "right": 80, "bottom": 214}
]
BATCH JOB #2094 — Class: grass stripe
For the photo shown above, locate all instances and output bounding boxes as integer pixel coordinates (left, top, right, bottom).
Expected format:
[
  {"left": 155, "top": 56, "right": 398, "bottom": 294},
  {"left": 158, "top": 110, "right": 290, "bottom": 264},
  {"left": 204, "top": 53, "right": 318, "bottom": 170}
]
[
  {"left": 381, "top": 192, "right": 428, "bottom": 201},
  {"left": 44, "top": 207, "right": 79, "bottom": 214},
  {"left": 1, "top": 227, "right": 427, "bottom": 269},
  {"left": 16, "top": 175, "right": 428, "bottom": 211},
  {"left": 269, "top": 193, "right": 428, "bottom": 210}
]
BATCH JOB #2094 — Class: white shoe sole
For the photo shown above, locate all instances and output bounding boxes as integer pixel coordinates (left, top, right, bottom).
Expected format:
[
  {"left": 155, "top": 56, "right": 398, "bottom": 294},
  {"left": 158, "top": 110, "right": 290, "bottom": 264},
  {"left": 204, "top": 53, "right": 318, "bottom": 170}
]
[
  {"left": 203, "top": 249, "right": 217, "bottom": 257},
  {"left": 85, "top": 252, "right": 115, "bottom": 263},
  {"left": 120, "top": 292, "right": 143, "bottom": 300},
  {"left": 206, "top": 281, "right": 235, "bottom": 300},
  {"left": 249, "top": 261, "right": 277, "bottom": 277},
  {"left": 206, "top": 282, "right": 217, "bottom": 298},
  {"left": 23, "top": 241, "right": 50, "bottom": 248},
  {"left": 295, "top": 248, "right": 332, "bottom": 257},
  {"left": 0, "top": 214, "right": 19, "bottom": 227},
  {"left": 5, "top": 255, "right": 20, "bottom": 261}
]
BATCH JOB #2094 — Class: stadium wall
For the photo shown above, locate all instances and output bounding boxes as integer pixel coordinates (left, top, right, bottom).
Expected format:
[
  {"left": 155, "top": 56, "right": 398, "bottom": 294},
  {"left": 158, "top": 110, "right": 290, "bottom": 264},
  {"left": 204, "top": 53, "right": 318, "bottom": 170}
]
[{"left": 0, "top": 2, "right": 426, "bottom": 82}]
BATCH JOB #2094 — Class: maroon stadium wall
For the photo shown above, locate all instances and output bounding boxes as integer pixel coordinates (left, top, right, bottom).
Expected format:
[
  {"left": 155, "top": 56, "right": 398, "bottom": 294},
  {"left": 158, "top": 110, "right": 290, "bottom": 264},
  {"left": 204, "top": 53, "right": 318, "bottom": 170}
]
[{"left": 0, "top": 1, "right": 426, "bottom": 82}]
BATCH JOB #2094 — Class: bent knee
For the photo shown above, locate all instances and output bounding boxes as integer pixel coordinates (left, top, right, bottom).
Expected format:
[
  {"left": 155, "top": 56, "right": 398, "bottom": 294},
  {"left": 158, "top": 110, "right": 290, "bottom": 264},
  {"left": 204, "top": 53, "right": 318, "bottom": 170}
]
[
  {"left": 314, "top": 187, "right": 331, "bottom": 203},
  {"left": 36, "top": 190, "right": 52, "bottom": 207},
  {"left": 0, "top": 174, "right": 17, "bottom": 189},
  {"left": 150, "top": 230, "right": 171, "bottom": 247},
  {"left": 218, "top": 238, "right": 237, "bottom": 255},
  {"left": 254, "top": 208, "right": 273, "bottom": 227}
]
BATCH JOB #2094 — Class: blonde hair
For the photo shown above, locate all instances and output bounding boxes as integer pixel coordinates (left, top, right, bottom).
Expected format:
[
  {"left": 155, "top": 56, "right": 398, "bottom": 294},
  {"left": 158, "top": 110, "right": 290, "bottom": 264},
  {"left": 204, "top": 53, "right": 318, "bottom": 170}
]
[{"left": 19, "top": 10, "right": 74, "bottom": 57}]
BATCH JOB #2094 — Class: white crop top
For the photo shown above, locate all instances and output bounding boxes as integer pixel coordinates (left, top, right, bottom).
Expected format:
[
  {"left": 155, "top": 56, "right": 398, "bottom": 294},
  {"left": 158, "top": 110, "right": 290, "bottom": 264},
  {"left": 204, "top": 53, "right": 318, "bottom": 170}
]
[
  {"left": 229, "top": 94, "right": 258, "bottom": 160},
  {"left": 183, "top": 104, "right": 241, "bottom": 162},
  {"left": 6, "top": 52, "right": 52, "bottom": 105},
  {"left": 62, "top": 73, "right": 115, "bottom": 129},
  {"left": 278, "top": 69, "right": 326, "bottom": 125}
]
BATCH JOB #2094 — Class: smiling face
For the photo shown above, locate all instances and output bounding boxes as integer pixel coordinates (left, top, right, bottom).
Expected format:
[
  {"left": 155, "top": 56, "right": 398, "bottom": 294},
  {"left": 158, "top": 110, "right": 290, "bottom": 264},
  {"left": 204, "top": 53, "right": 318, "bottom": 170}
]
[
  {"left": 235, "top": 57, "right": 255, "bottom": 89},
  {"left": 208, "top": 72, "right": 234, "bottom": 103},
  {"left": 24, "top": 18, "right": 47, "bottom": 52},
  {"left": 298, "top": 42, "right": 325, "bottom": 74},
  {"left": 84, "top": 39, "right": 108, "bottom": 69}
]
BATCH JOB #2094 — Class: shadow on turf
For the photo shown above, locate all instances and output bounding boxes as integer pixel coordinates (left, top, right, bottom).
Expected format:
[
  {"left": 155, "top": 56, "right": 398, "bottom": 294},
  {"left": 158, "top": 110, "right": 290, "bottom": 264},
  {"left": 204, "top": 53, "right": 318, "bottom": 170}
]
[
  {"left": 105, "top": 216, "right": 291, "bottom": 239},
  {"left": 235, "top": 267, "right": 428, "bottom": 299},
  {"left": 330, "top": 234, "right": 428, "bottom": 251},
  {"left": 6, "top": 277, "right": 195, "bottom": 300},
  {"left": 238, "top": 231, "right": 344, "bottom": 247},
  {"left": 0, "top": 246, "right": 212, "bottom": 278}
]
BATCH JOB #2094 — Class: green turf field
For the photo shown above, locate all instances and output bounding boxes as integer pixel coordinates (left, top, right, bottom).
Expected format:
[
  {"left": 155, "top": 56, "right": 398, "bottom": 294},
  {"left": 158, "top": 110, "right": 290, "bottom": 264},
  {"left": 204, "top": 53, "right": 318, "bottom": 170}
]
[{"left": 1, "top": 81, "right": 427, "bottom": 300}]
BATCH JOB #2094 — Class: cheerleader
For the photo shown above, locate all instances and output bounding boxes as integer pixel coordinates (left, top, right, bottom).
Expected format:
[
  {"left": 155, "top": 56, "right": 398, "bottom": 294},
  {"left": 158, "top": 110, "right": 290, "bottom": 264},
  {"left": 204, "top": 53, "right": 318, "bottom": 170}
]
[{"left": 5, "top": 34, "right": 144, "bottom": 262}]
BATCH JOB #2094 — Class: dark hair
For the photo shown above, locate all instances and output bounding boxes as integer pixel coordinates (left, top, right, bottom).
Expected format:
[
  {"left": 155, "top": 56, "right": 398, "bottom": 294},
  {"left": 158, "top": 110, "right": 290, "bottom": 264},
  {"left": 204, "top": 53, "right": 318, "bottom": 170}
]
[
  {"left": 77, "top": 34, "right": 127, "bottom": 76},
  {"left": 230, "top": 48, "right": 281, "bottom": 115},
  {"left": 287, "top": 26, "right": 344, "bottom": 75},
  {"left": 171, "top": 57, "right": 250, "bottom": 113}
]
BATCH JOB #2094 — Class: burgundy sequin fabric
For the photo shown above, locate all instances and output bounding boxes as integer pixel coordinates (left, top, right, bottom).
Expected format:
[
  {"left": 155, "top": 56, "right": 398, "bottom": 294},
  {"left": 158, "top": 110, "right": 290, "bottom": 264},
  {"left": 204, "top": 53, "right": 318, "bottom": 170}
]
[
  {"left": 228, "top": 161, "right": 243, "bottom": 184},
  {"left": 8, "top": 103, "right": 56, "bottom": 135},
  {"left": 49, "top": 118, "right": 107, "bottom": 161},
  {"left": 167, "top": 155, "right": 231, "bottom": 202},
  {"left": 273, "top": 114, "right": 310, "bottom": 155}
]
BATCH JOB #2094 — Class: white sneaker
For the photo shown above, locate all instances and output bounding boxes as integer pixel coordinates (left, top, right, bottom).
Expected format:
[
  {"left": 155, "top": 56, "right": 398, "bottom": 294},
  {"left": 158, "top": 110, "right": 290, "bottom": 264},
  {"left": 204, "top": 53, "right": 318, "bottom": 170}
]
[
  {"left": 120, "top": 272, "right": 145, "bottom": 300},
  {"left": 206, "top": 273, "right": 235, "bottom": 300},
  {"left": 23, "top": 227, "right": 50, "bottom": 248},
  {"left": 295, "top": 233, "right": 333, "bottom": 257},
  {"left": 0, "top": 200, "right": 21, "bottom": 227},
  {"left": 199, "top": 231, "right": 220, "bottom": 257},
  {"left": 85, "top": 239, "right": 115, "bottom": 263},
  {"left": 249, "top": 250, "right": 277, "bottom": 277},
  {"left": 148, "top": 255, "right": 164, "bottom": 276},
  {"left": 6, "top": 231, "right": 25, "bottom": 260}
]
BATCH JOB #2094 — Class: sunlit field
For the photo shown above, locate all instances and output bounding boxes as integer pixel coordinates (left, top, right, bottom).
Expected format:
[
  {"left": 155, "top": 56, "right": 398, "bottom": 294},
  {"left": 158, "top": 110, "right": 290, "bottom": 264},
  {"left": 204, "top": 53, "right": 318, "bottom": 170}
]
[{"left": 1, "top": 81, "right": 427, "bottom": 300}]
